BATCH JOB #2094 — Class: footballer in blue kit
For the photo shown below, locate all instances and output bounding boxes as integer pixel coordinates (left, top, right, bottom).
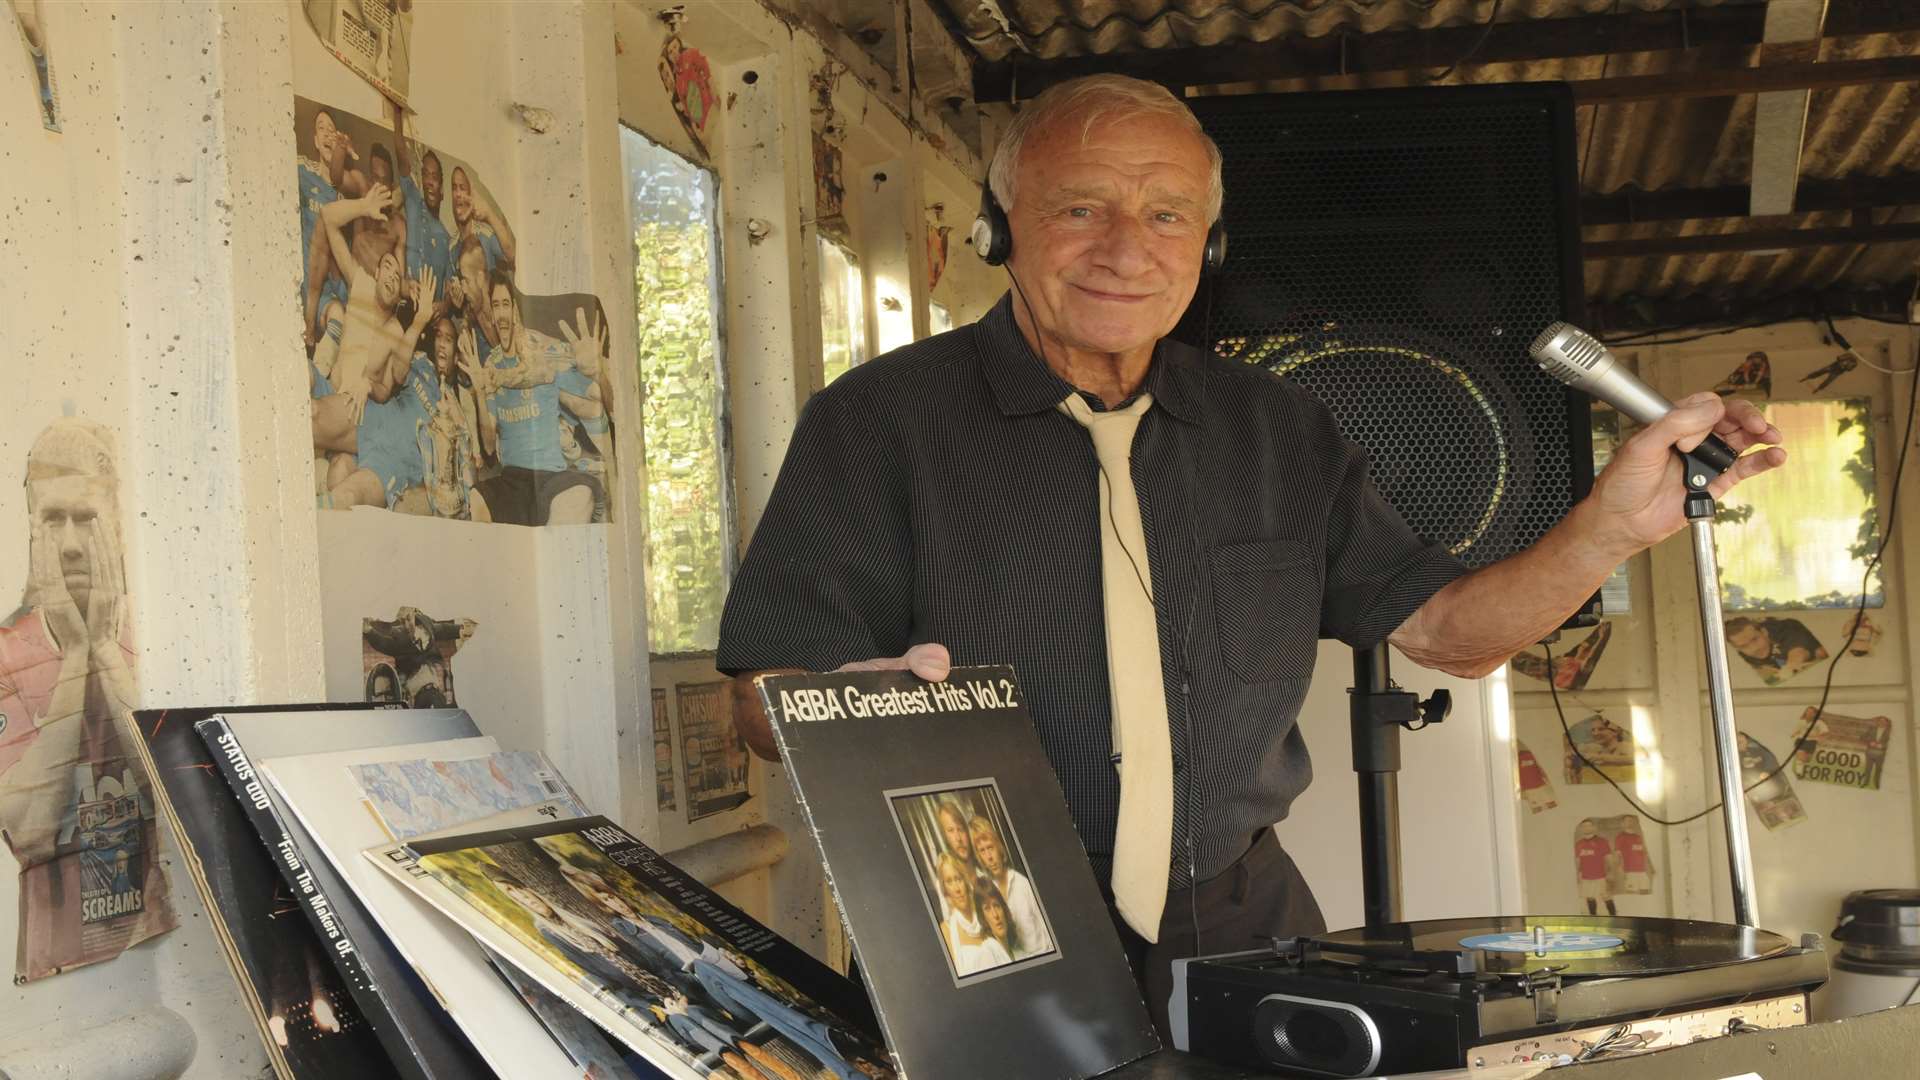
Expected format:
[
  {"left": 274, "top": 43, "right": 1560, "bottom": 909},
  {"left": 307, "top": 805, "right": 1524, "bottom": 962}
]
[
  {"left": 469, "top": 272, "right": 603, "bottom": 525},
  {"left": 397, "top": 136, "right": 452, "bottom": 301}
]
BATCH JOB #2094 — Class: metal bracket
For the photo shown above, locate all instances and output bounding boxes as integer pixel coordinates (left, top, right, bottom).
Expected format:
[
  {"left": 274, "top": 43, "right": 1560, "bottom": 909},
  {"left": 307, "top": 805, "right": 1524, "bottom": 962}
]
[{"left": 1523, "top": 967, "right": 1566, "bottom": 1025}]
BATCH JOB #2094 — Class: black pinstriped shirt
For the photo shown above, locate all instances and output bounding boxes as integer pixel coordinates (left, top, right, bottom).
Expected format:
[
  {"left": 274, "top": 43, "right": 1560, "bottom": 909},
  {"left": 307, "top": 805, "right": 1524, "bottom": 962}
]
[{"left": 717, "top": 296, "right": 1466, "bottom": 887}]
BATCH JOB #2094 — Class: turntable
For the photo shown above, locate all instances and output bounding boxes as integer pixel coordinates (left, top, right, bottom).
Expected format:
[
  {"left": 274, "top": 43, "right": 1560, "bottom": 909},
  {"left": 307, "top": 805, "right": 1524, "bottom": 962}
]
[{"left": 1170, "top": 915, "right": 1827, "bottom": 1076}]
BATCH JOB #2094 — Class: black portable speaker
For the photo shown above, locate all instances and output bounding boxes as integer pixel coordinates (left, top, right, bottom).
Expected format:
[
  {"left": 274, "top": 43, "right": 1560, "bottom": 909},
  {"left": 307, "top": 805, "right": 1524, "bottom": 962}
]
[{"left": 1177, "top": 83, "right": 1592, "bottom": 572}]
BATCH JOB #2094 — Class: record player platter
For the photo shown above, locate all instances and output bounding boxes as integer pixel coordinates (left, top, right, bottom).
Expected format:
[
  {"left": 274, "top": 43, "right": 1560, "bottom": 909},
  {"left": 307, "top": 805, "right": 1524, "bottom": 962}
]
[
  {"left": 1171, "top": 915, "right": 1826, "bottom": 1077},
  {"left": 1315, "top": 914, "right": 1796, "bottom": 978}
]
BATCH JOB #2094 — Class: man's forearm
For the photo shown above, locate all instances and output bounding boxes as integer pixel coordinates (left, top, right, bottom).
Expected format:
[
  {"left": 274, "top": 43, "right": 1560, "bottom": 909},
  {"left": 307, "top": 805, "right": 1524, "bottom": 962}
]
[
  {"left": 726, "top": 669, "right": 803, "bottom": 762},
  {"left": 1391, "top": 498, "right": 1635, "bottom": 679}
]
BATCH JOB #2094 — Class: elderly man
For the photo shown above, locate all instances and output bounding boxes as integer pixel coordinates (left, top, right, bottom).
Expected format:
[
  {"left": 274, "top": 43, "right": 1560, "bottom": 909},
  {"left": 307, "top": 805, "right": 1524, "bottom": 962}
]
[
  {"left": 717, "top": 75, "right": 1785, "bottom": 1030},
  {"left": 0, "top": 419, "right": 176, "bottom": 980}
]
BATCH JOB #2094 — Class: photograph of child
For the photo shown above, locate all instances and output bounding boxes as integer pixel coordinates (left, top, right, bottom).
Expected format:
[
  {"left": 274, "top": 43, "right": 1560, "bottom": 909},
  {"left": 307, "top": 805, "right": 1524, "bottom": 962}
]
[{"left": 888, "top": 781, "right": 1058, "bottom": 983}]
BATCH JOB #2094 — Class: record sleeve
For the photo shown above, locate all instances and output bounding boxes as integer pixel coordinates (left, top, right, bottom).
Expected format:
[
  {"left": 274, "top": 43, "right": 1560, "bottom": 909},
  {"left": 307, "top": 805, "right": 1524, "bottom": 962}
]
[
  {"left": 195, "top": 709, "right": 494, "bottom": 1079},
  {"left": 128, "top": 703, "right": 396, "bottom": 1080},
  {"left": 759, "top": 665, "right": 1160, "bottom": 1080},
  {"left": 395, "top": 815, "right": 893, "bottom": 1080},
  {"left": 255, "top": 736, "right": 591, "bottom": 1078}
]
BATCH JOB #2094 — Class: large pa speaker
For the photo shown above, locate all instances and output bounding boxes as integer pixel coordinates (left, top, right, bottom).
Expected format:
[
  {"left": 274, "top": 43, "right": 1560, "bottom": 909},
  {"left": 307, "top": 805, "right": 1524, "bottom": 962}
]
[{"left": 1178, "top": 84, "right": 1592, "bottom": 571}]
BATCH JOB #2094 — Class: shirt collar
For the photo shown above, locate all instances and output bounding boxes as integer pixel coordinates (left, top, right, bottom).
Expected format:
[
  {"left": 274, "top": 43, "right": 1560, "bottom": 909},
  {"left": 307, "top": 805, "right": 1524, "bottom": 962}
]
[{"left": 974, "top": 293, "right": 1203, "bottom": 425}]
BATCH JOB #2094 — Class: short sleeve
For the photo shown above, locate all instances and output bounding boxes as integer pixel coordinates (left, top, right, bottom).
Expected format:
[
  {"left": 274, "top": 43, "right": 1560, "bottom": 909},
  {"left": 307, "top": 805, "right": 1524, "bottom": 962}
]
[
  {"left": 400, "top": 176, "right": 426, "bottom": 223},
  {"left": 1317, "top": 417, "right": 1469, "bottom": 649},
  {"left": 478, "top": 228, "right": 504, "bottom": 272},
  {"left": 715, "top": 391, "right": 913, "bottom": 674}
]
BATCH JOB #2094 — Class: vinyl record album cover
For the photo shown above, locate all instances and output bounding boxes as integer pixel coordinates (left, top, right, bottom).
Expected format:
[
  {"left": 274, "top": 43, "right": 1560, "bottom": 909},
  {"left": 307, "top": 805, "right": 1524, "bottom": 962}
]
[
  {"left": 392, "top": 815, "right": 892, "bottom": 1080},
  {"left": 256, "top": 736, "right": 591, "bottom": 1078},
  {"left": 129, "top": 703, "right": 396, "bottom": 1079},
  {"left": 760, "top": 665, "right": 1160, "bottom": 1080},
  {"left": 194, "top": 708, "right": 493, "bottom": 1079}
]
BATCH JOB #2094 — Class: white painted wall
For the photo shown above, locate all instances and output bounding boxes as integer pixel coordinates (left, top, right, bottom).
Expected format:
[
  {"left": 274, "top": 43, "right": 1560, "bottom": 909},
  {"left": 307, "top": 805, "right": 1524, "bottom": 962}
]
[
  {"left": 1277, "top": 643, "right": 1523, "bottom": 928},
  {"left": 0, "top": 3, "right": 317, "bottom": 1074}
]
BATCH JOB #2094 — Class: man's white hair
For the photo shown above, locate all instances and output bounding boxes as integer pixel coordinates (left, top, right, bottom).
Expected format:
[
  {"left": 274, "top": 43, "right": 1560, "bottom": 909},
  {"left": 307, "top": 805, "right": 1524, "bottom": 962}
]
[{"left": 987, "top": 75, "right": 1224, "bottom": 224}]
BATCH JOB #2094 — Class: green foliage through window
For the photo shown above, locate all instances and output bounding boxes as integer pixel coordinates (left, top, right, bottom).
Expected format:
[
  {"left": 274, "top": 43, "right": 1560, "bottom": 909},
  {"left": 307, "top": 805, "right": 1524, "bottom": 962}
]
[
  {"left": 1716, "top": 397, "right": 1882, "bottom": 611},
  {"left": 625, "top": 126, "right": 730, "bottom": 655},
  {"left": 819, "top": 237, "right": 867, "bottom": 385}
]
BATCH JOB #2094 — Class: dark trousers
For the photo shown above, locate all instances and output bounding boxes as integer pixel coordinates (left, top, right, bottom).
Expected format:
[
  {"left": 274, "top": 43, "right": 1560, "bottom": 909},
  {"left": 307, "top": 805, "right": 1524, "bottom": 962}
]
[{"left": 1109, "top": 829, "right": 1326, "bottom": 1038}]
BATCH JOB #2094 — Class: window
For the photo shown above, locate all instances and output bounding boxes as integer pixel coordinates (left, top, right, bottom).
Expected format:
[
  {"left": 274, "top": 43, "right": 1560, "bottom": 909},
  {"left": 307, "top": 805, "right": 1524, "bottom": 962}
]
[
  {"left": 1716, "top": 398, "right": 1882, "bottom": 610},
  {"left": 929, "top": 301, "right": 953, "bottom": 335},
  {"left": 624, "top": 126, "right": 732, "bottom": 655},
  {"left": 818, "top": 236, "right": 868, "bottom": 384}
]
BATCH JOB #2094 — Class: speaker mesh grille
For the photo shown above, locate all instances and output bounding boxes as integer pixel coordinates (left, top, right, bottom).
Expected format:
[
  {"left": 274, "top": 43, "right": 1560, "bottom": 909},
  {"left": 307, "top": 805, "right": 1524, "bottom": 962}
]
[{"left": 1184, "top": 88, "right": 1589, "bottom": 568}]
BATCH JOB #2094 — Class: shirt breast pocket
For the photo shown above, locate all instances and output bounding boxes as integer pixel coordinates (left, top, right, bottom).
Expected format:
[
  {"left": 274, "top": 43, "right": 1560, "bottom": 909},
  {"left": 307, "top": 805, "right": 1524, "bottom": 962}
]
[{"left": 1211, "top": 539, "right": 1322, "bottom": 683}]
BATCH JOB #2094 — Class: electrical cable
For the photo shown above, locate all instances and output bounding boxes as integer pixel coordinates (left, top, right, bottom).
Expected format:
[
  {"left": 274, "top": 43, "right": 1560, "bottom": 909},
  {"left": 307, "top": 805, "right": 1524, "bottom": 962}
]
[
  {"left": 1547, "top": 331, "right": 1920, "bottom": 825},
  {"left": 1427, "top": 0, "right": 1505, "bottom": 82}
]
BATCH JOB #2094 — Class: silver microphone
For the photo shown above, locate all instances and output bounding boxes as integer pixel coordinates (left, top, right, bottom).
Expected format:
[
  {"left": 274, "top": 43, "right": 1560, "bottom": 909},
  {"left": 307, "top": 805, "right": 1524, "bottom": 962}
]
[{"left": 1529, "top": 321, "right": 1736, "bottom": 473}]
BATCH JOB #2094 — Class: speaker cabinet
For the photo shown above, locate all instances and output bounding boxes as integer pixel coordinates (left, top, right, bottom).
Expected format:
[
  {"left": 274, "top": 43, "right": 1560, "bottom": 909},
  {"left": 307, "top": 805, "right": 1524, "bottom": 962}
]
[{"left": 1179, "top": 84, "right": 1592, "bottom": 571}]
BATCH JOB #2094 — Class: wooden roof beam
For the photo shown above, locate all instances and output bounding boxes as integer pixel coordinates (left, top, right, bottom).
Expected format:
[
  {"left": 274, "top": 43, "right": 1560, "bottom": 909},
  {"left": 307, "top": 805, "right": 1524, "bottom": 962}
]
[
  {"left": 1583, "top": 218, "right": 1920, "bottom": 259},
  {"left": 1580, "top": 172, "right": 1920, "bottom": 225},
  {"left": 971, "top": 1, "right": 1920, "bottom": 103},
  {"left": 1568, "top": 51, "right": 1920, "bottom": 103}
]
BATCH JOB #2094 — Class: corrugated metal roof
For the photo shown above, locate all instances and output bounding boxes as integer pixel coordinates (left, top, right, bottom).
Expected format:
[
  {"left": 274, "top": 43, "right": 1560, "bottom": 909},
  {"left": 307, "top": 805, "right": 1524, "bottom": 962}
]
[
  {"left": 946, "top": 0, "right": 1737, "bottom": 64},
  {"left": 933, "top": 0, "right": 1920, "bottom": 308}
]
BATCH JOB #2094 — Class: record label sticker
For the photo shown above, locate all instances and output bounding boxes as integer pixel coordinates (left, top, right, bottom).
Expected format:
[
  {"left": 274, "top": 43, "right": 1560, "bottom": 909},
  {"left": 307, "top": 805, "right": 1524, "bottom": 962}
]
[{"left": 1460, "top": 931, "right": 1625, "bottom": 954}]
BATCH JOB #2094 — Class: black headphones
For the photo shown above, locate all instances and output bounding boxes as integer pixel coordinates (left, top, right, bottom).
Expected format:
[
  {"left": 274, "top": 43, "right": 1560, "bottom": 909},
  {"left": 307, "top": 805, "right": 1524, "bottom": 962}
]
[{"left": 969, "top": 187, "right": 1227, "bottom": 276}]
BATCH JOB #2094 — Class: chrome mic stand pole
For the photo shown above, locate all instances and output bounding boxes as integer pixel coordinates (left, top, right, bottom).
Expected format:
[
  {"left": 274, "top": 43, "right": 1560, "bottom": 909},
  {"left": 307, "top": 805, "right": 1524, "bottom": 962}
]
[{"left": 1682, "top": 455, "right": 1759, "bottom": 927}]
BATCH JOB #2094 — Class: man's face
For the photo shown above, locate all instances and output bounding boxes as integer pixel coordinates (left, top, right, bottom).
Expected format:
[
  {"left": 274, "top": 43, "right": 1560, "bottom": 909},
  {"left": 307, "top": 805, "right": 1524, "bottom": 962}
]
[
  {"left": 490, "top": 284, "right": 520, "bottom": 343},
  {"left": 422, "top": 155, "right": 444, "bottom": 213},
  {"left": 370, "top": 152, "right": 393, "bottom": 193},
  {"left": 457, "top": 245, "right": 488, "bottom": 314},
  {"left": 1729, "top": 624, "right": 1771, "bottom": 660},
  {"left": 939, "top": 808, "right": 971, "bottom": 858},
  {"left": 451, "top": 167, "right": 473, "bottom": 224},
  {"left": 972, "top": 826, "right": 1004, "bottom": 874},
  {"left": 377, "top": 252, "right": 403, "bottom": 309},
  {"left": 1004, "top": 109, "right": 1212, "bottom": 358},
  {"left": 34, "top": 475, "right": 105, "bottom": 615},
  {"left": 313, "top": 111, "right": 338, "bottom": 159},
  {"left": 409, "top": 611, "right": 434, "bottom": 653}
]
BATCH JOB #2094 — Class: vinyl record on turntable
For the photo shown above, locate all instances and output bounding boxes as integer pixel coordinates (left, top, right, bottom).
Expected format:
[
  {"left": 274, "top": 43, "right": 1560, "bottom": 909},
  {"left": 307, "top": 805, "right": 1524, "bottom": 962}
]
[{"left": 1316, "top": 914, "right": 1795, "bottom": 978}]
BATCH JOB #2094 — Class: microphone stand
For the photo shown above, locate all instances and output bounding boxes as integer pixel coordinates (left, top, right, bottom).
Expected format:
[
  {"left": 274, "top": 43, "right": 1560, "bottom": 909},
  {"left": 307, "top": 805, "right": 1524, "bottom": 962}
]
[
  {"left": 1681, "top": 445, "right": 1760, "bottom": 927},
  {"left": 1350, "top": 645, "right": 1450, "bottom": 929}
]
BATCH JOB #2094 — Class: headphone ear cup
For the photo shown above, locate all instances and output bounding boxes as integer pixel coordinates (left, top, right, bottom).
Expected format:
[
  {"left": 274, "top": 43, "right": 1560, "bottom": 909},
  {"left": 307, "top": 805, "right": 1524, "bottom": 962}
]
[
  {"left": 973, "top": 190, "right": 1012, "bottom": 266},
  {"left": 1202, "top": 221, "right": 1228, "bottom": 277}
]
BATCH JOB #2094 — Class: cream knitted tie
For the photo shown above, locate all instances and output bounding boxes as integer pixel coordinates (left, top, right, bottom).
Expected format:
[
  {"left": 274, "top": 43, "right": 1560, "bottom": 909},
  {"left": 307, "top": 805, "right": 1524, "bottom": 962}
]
[{"left": 1059, "top": 392, "right": 1173, "bottom": 943}]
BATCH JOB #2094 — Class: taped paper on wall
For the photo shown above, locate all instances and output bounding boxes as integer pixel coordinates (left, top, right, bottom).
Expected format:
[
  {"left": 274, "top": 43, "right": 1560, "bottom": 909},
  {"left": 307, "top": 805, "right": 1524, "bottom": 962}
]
[
  {"left": 296, "top": 96, "right": 618, "bottom": 526},
  {"left": 361, "top": 605, "right": 475, "bottom": 708},
  {"left": 0, "top": 418, "right": 176, "bottom": 981},
  {"left": 1792, "top": 709, "right": 1892, "bottom": 791}
]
